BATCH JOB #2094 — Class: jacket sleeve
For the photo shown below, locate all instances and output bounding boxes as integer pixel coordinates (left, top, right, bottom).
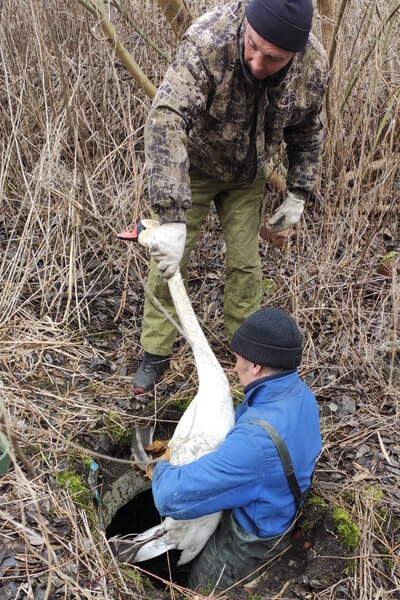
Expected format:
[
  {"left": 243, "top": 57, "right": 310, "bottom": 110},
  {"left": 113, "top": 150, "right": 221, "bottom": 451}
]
[
  {"left": 284, "top": 42, "right": 330, "bottom": 195},
  {"left": 151, "top": 425, "right": 267, "bottom": 520},
  {"left": 144, "top": 33, "right": 213, "bottom": 224},
  {"left": 284, "top": 103, "right": 327, "bottom": 194}
]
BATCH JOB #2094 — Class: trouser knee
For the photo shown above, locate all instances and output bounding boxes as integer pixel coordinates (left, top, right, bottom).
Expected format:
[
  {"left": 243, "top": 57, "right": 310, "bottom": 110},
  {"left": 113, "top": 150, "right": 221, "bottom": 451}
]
[{"left": 223, "top": 271, "right": 262, "bottom": 339}]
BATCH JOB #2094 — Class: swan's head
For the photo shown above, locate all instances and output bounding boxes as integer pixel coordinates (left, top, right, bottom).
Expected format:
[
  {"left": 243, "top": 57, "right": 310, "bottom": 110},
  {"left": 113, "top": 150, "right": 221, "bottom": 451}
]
[
  {"left": 135, "top": 219, "right": 159, "bottom": 247},
  {"left": 118, "top": 219, "right": 159, "bottom": 248}
]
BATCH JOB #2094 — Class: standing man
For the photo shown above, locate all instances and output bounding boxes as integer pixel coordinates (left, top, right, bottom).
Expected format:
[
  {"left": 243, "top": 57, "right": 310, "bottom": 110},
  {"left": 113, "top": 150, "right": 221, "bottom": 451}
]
[
  {"left": 133, "top": 0, "right": 329, "bottom": 392},
  {"left": 151, "top": 307, "right": 321, "bottom": 590}
]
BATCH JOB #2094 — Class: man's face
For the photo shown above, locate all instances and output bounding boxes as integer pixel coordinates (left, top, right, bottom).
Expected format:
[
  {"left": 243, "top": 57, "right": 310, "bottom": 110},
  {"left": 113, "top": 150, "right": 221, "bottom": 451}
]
[
  {"left": 244, "top": 21, "right": 295, "bottom": 79},
  {"left": 234, "top": 354, "right": 255, "bottom": 387}
]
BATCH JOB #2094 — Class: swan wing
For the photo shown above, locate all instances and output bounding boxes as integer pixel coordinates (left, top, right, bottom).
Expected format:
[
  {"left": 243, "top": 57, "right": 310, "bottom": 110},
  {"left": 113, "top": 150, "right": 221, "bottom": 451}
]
[{"left": 175, "top": 512, "right": 222, "bottom": 565}]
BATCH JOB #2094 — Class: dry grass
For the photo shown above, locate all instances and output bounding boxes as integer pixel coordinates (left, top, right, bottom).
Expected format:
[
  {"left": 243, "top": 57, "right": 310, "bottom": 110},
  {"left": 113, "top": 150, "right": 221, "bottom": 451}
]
[{"left": 0, "top": 0, "right": 399, "bottom": 598}]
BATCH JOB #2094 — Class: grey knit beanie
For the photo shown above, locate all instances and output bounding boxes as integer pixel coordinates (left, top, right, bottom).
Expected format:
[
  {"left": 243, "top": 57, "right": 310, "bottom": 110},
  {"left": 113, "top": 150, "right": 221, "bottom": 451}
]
[
  {"left": 245, "top": 0, "right": 313, "bottom": 52},
  {"left": 231, "top": 307, "right": 303, "bottom": 369}
]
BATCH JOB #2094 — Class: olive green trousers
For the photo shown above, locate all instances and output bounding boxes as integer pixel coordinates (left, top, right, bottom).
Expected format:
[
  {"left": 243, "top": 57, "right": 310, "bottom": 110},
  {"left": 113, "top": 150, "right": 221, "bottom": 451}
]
[
  {"left": 141, "top": 166, "right": 267, "bottom": 356},
  {"left": 188, "top": 510, "right": 292, "bottom": 591}
]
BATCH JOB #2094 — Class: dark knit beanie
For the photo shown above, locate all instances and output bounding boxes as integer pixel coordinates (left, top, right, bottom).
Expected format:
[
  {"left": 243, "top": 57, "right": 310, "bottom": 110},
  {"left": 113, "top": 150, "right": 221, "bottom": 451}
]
[
  {"left": 231, "top": 307, "right": 303, "bottom": 370},
  {"left": 245, "top": 0, "right": 313, "bottom": 52}
]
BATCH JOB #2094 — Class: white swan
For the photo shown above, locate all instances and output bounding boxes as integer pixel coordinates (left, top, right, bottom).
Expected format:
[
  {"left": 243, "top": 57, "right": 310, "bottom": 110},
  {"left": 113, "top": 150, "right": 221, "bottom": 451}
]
[{"left": 114, "top": 219, "right": 235, "bottom": 566}]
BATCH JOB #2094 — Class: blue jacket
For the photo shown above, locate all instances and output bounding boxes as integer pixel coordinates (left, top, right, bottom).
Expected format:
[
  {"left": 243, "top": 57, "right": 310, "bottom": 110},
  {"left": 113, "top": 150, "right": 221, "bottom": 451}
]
[{"left": 152, "top": 371, "right": 321, "bottom": 538}]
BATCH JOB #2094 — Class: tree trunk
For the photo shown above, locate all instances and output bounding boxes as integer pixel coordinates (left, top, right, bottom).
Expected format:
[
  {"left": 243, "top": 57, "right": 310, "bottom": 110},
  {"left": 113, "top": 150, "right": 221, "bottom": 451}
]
[
  {"left": 317, "top": 0, "right": 335, "bottom": 49},
  {"left": 156, "top": 0, "right": 192, "bottom": 40}
]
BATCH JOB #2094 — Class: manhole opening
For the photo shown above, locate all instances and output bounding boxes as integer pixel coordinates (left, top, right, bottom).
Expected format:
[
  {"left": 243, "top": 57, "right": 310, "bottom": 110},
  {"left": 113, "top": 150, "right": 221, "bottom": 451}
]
[{"left": 105, "top": 488, "right": 192, "bottom": 588}]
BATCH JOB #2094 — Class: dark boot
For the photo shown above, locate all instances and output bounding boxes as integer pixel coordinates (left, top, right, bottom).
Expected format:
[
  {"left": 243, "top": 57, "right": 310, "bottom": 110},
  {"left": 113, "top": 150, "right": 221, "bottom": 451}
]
[{"left": 133, "top": 352, "right": 171, "bottom": 392}]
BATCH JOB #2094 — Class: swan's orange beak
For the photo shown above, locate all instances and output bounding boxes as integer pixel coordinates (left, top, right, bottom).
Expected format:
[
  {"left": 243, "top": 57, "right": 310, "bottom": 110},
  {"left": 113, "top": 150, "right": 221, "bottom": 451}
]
[
  {"left": 118, "top": 221, "right": 146, "bottom": 242},
  {"left": 117, "top": 226, "right": 139, "bottom": 242}
]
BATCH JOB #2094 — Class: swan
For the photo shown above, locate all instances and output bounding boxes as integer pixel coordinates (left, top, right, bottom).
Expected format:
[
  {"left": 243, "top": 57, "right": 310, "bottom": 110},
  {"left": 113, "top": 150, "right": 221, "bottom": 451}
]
[{"left": 113, "top": 219, "right": 235, "bottom": 566}]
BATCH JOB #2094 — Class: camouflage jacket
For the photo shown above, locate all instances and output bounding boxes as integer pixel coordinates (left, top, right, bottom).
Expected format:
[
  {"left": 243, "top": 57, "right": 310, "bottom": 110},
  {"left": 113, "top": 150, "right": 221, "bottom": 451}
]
[{"left": 144, "top": 0, "right": 329, "bottom": 223}]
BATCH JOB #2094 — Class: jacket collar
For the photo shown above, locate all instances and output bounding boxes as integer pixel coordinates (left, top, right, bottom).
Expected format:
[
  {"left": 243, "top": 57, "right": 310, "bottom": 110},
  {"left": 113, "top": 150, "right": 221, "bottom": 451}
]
[{"left": 243, "top": 370, "right": 298, "bottom": 404}]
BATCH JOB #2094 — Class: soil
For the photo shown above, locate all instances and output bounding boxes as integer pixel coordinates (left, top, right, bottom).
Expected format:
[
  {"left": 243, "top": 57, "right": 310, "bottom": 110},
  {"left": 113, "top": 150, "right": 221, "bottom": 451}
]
[{"left": 241, "top": 510, "right": 349, "bottom": 600}]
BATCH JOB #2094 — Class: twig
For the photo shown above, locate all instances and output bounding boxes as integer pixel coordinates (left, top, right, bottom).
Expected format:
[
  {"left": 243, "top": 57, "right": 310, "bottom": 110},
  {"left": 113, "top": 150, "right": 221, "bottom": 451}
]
[{"left": 77, "top": 0, "right": 157, "bottom": 98}]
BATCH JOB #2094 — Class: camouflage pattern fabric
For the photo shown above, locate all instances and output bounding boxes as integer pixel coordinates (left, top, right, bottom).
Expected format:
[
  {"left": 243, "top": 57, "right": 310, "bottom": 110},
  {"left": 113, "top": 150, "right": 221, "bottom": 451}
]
[{"left": 144, "top": 0, "right": 329, "bottom": 224}]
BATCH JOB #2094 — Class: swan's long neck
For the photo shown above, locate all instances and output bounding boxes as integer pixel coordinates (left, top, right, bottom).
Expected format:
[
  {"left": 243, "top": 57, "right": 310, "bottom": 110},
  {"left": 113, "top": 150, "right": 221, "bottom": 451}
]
[{"left": 167, "top": 270, "right": 226, "bottom": 383}]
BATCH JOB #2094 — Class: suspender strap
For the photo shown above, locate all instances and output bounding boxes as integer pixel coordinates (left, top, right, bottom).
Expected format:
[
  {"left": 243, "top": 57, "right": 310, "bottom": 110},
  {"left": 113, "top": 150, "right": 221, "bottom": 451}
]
[{"left": 250, "top": 420, "right": 308, "bottom": 510}]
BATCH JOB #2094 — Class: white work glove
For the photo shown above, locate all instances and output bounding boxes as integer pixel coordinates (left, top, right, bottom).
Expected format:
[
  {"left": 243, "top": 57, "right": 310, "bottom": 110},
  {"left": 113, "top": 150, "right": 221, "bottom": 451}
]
[
  {"left": 268, "top": 190, "right": 306, "bottom": 233},
  {"left": 147, "top": 222, "right": 186, "bottom": 279}
]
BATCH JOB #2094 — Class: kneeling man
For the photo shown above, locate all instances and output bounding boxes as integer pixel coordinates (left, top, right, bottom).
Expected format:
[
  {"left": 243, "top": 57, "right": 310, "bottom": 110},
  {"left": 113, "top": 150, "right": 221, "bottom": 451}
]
[{"left": 152, "top": 307, "right": 321, "bottom": 590}]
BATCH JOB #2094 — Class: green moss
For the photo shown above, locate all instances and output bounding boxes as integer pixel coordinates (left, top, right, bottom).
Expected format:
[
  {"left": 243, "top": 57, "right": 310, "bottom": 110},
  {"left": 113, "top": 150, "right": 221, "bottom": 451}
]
[
  {"left": 382, "top": 556, "right": 392, "bottom": 570},
  {"left": 377, "top": 505, "right": 388, "bottom": 519},
  {"left": 381, "top": 250, "right": 398, "bottom": 263},
  {"left": 168, "top": 396, "right": 192, "bottom": 411},
  {"left": 365, "top": 486, "right": 383, "bottom": 502},
  {"left": 300, "top": 494, "right": 328, "bottom": 532},
  {"left": 82, "top": 454, "right": 93, "bottom": 469},
  {"left": 56, "top": 469, "right": 92, "bottom": 509},
  {"left": 342, "top": 490, "right": 355, "bottom": 504},
  {"left": 120, "top": 565, "right": 146, "bottom": 586},
  {"left": 333, "top": 507, "right": 360, "bottom": 551},
  {"left": 345, "top": 559, "right": 356, "bottom": 575},
  {"left": 106, "top": 410, "right": 120, "bottom": 423},
  {"left": 263, "top": 277, "right": 276, "bottom": 293},
  {"left": 306, "top": 495, "right": 327, "bottom": 508},
  {"left": 104, "top": 411, "right": 134, "bottom": 450},
  {"left": 112, "top": 425, "right": 134, "bottom": 449},
  {"left": 198, "top": 581, "right": 212, "bottom": 596}
]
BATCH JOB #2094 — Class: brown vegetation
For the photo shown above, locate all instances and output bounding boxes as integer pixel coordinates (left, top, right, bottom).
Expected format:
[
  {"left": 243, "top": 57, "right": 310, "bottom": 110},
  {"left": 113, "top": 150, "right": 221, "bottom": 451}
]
[{"left": 0, "top": 0, "right": 399, "bottom": 598}]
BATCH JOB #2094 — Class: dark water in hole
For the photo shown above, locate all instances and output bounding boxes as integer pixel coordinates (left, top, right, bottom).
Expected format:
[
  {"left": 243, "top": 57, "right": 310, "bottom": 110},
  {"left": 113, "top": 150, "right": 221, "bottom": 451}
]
[{"left": 106, "top": 488, "right": 192, "bottom": 587}]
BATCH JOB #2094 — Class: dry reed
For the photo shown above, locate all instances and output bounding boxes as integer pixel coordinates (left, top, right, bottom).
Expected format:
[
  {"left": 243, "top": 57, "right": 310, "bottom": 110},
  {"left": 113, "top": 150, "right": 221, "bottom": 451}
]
[{"left": 0, "top": 0, "right": 399, "bottom": 598}]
